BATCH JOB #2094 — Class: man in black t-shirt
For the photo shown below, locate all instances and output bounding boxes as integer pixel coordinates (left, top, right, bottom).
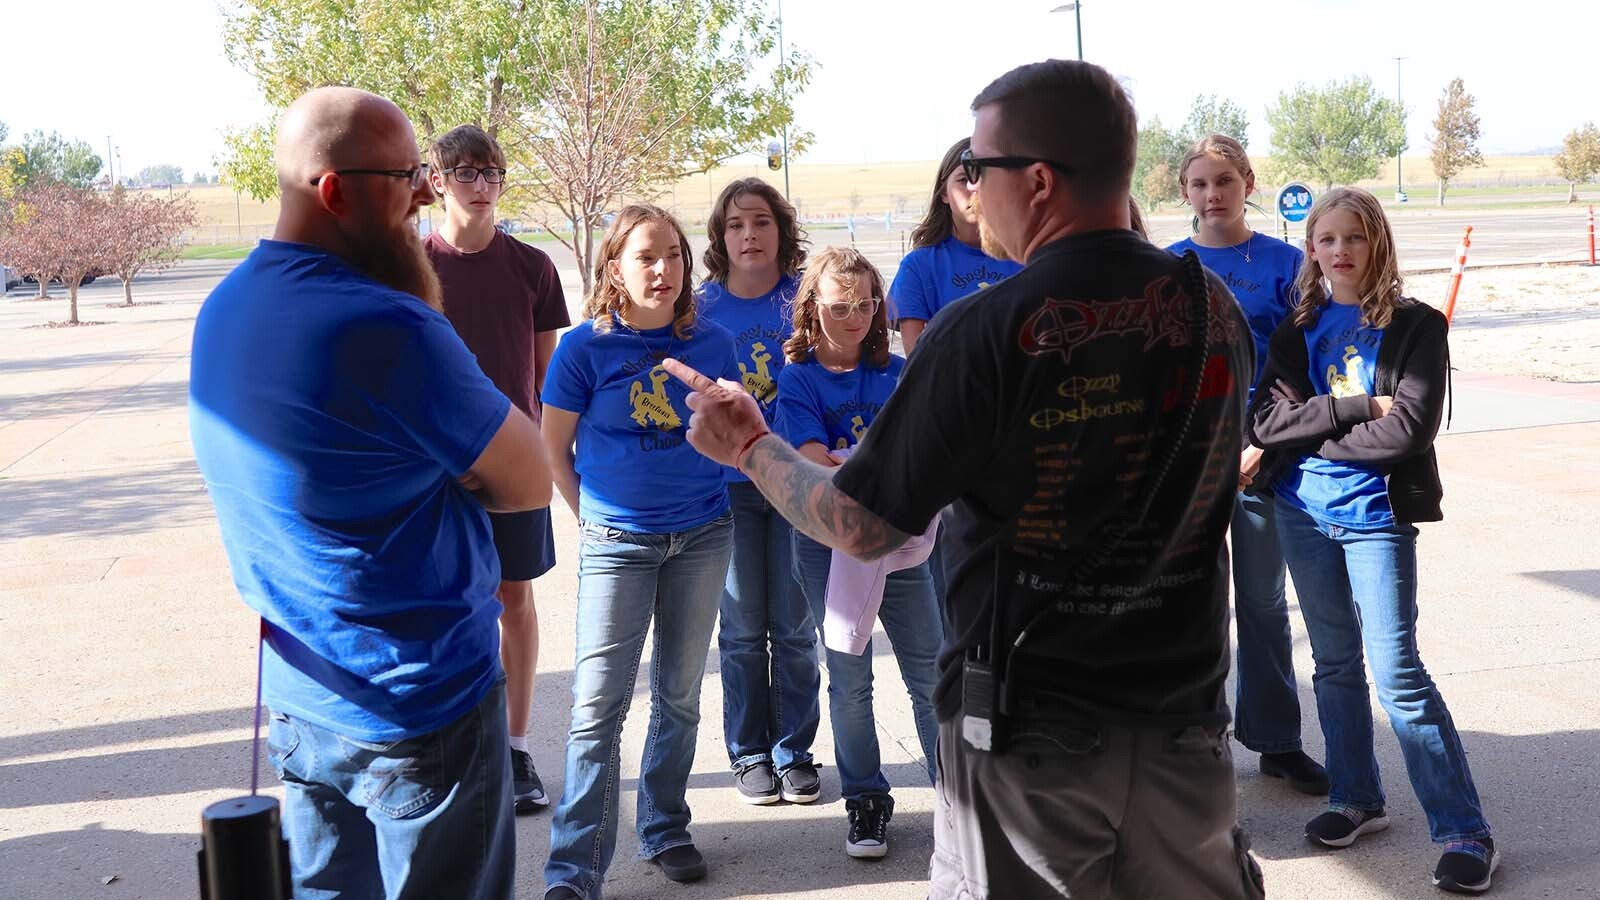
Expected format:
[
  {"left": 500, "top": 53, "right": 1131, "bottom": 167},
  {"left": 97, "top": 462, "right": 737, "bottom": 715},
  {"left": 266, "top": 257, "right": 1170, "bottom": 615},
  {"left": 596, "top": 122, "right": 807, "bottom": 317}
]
[{"left": 664, "top": 60, "right": 1261, "bottom": 899}]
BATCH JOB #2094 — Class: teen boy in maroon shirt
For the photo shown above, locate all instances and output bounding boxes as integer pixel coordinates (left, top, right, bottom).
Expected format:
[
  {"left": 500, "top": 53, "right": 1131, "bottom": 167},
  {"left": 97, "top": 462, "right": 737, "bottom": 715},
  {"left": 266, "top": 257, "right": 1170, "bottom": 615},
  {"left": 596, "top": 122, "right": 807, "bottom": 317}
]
[{"left": 425, "top": 125, "right": 571, "bottom": 813}]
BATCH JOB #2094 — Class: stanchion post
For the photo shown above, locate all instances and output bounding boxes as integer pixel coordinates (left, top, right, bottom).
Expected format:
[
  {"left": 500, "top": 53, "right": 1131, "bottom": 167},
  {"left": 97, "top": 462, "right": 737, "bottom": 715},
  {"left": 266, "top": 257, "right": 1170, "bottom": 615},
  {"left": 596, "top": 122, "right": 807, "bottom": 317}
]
[{"left": 1588, "top": 205, "right": 1595, "bottom": 266}]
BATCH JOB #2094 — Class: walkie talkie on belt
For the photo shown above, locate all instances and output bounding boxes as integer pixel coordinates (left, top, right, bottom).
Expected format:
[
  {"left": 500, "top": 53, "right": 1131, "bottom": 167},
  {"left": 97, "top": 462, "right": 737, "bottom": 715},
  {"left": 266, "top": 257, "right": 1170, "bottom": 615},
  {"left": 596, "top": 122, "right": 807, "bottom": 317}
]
[{"left": 961, "top": 249, "right": 1213, "bottom": 754}]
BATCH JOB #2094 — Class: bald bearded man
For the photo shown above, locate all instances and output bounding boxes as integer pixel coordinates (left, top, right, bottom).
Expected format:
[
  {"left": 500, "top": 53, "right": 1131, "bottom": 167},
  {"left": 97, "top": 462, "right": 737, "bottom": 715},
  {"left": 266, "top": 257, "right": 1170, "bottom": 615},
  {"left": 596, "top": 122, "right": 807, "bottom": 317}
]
[{"left": 189, "top": 87, "right": 550, "bottom": 899}]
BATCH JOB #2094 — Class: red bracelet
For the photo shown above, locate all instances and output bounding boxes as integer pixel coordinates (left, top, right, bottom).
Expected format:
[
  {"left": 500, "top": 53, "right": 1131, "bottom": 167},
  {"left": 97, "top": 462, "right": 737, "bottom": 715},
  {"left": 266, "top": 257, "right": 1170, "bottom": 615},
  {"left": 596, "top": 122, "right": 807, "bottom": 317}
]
[{"left": 735, "top": 429, "right": 772, "bottom": 473}]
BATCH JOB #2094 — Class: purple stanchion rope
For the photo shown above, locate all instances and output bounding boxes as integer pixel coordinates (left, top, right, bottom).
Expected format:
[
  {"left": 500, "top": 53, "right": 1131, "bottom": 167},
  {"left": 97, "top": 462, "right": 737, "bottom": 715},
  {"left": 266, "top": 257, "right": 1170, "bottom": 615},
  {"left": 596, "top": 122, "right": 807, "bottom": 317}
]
[{"left": 251, "top": 618, "right": 267, "bottom": 796}]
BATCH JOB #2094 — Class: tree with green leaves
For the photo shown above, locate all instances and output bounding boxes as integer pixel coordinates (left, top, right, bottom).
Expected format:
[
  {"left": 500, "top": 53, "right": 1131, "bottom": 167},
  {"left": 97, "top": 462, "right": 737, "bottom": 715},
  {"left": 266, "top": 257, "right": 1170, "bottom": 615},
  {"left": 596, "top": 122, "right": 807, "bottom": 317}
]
[
  {"left": 1133, "top": 118, "right": 1183, "bottom": 208},
  {"left": 1553, "top": 123, "right": 1600, "bottom": 204},
  {"left": 13, "top": 130, "right": 104, "bottom": 190},
  {"left": 1266, "top": 77, "right": 1406, "bottom": 191},
  {"left": 219, "top": 0, "right": 811, "bottom": 290},
  {"left": 137, "top": 164, "right": 186, "bottom": 186},
  {"left": 1427, "top": 78, "right": 1482, "bottom": 207},
  {"left": 217, "top": 123, "right": 280, "bottom": 203},
  {"left": 1183, "top": 95, "right": 1250, "bottom": 150}
]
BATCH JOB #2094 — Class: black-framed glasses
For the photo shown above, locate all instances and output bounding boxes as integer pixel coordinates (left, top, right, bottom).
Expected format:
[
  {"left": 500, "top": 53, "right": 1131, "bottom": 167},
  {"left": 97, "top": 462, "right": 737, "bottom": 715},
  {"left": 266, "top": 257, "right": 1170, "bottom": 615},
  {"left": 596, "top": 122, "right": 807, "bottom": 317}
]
[
  {"left": 309, "top": 164, "right": 431, "bottom": 190},
  {"left": 443, "top": 165, "right": 507, "bottom": 184},
  {"left": 822, "top": 297, "right": 882, "bottom": 320},
  {"left": 959, "top": 148, "right": 1076, "bottom": 185}
]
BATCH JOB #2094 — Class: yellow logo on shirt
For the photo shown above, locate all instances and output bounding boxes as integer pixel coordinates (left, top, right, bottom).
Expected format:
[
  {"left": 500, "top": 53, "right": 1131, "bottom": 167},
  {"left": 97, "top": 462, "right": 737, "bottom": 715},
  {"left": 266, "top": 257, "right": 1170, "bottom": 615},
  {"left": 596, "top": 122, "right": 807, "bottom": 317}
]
[
  {"left": 833, "top": 415, "right": 868, "bottom": 450},
  {"left": 1325, "top": 346, "right": 1369, "bottom": 399},
  {"left": 629, "top": 365, "right": 682, "bottom": 429},
  {"left": 739, "top": 342, "right": 776, "bottom": 403}
]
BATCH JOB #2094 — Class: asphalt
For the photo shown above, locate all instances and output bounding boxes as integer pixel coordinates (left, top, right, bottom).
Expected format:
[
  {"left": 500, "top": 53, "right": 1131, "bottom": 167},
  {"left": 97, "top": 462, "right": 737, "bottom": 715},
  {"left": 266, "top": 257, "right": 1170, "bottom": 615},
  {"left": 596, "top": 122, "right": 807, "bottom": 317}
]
[{"left": 2, "top": 260, "right": 1598, "bottom": 900}]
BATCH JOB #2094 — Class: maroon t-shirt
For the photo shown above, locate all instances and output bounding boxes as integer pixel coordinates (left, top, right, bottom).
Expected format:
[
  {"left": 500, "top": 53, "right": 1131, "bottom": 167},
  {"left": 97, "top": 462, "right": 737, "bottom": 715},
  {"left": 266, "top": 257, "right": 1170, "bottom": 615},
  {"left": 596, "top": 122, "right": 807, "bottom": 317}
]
[{"left": 425, "top": 230, "right": 570, "bottom": 422}]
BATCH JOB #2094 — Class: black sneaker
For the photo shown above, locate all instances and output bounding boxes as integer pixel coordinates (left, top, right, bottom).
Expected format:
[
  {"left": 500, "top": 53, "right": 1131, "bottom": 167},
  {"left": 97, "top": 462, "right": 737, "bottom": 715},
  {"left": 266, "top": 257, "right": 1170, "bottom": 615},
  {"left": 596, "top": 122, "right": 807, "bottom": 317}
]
[
  {"left": 1306, "top": 805, "right": 1390, "bottom": 848},
  {"left": 650, "top": 844, "right": 707, "bottom": 883},
  {"left": 845, "top": 795, "right": 893, "bottom": 859},
  {"left": 734, "top": 761, "right": 780, "bottom": 805},
  {"left": 1433, "top": 838, "right": 1499, "bottom": 894},
  {"left": 780, "top": 761, "right": 820, "bottom": 803},
  {"left": 543, "top": 888, "right": 582, "bottom": 900},
  {"left": 1260, "top": 750, "right": 1332, "bottom": 795},
  {"left": 511, "top": 748, "right": 549, "bottom": 813}
]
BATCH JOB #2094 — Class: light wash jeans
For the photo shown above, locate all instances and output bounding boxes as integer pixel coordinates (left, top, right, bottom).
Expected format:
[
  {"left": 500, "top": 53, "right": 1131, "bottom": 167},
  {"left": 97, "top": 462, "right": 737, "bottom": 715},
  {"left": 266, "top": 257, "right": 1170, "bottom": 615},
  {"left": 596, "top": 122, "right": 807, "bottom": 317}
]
[
  {"left": 792, "top": 532, "right": 940, "bottom": 800},
  {"left": 1275, "top": 499, "right": 1490, "bottom": 843},
  {"left": 717, "top": 481, "right": 821, "bottom": 774},
  {"left": 544, "top": 514, "right": 734, "bottom": 899},
  {"left": 268, "top": 678, "right": 514, "bottom": 900},
  {"left": 1231, "top": 489, "right": 1305, "bottom": 754}
]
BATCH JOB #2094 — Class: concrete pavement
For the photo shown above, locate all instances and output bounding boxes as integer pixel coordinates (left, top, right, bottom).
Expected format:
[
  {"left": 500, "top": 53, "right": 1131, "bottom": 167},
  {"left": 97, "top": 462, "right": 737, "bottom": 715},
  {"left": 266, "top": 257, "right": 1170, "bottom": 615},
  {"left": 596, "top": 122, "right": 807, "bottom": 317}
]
[{"left": 3, "top": 261, "right": 1599, "bottom": 899}]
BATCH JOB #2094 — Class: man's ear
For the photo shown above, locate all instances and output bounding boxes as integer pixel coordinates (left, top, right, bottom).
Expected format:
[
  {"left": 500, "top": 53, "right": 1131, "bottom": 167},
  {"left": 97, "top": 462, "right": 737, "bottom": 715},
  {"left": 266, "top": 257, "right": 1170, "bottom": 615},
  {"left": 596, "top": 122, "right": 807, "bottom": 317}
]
[{"left": 315, "top": 174, "right": 346, "bottom": 216}]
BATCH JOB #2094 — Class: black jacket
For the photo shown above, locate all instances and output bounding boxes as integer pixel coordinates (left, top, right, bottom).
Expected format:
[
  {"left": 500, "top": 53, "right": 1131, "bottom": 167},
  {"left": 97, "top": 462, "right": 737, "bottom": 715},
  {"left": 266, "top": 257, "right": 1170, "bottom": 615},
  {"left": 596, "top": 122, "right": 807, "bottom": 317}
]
[{"left": 1247, "top": 298, "right": 1448, "bottom": 523}]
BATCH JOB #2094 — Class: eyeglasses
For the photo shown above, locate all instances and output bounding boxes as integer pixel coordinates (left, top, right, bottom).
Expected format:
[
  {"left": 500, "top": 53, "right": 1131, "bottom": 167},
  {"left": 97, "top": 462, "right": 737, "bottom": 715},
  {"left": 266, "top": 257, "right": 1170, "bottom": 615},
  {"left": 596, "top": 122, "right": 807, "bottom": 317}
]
[
  {"left": 959, "top": 148, "right": 1076, "bottom": 185},
  {"left": 308, "top": 164, "right": 431, "bottom": 190},
  {"left": 443, "top": 166, "right": 507, "bottom": 184},
  {"left": 822, "top": 297, "right": 882, "bottom": 320}
]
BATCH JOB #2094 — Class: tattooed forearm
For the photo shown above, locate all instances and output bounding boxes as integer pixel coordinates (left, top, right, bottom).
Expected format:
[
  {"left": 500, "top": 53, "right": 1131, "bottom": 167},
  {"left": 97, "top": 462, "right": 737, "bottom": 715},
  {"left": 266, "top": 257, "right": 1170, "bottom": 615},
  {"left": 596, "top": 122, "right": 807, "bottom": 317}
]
[{"left": 741, "top": 435, "right": 912, "bottom": 561}]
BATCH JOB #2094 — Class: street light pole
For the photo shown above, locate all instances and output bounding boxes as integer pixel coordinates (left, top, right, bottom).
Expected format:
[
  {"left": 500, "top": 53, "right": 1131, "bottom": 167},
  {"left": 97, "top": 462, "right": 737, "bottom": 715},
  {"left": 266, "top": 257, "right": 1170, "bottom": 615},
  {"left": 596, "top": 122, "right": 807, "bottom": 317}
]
[
  {"left": 778, "top": 0, "right": 791, "bottom": 200},
  {"left": 106, "top": 135, "right": 114, "bottom": 187},
  {"left": 1394, "top": 56, "right": 1407, "bottom": 202},
  {"left": 1049, "top": 3, "right": 1083, "bottom": 60}
]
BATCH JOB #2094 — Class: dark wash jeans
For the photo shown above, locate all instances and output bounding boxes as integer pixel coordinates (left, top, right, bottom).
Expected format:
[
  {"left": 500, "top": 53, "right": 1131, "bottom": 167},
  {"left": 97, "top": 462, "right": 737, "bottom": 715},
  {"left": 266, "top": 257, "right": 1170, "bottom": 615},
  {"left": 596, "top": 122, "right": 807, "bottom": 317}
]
[{"left": 268, "top": 678, "right": 515, "bottom": 900}]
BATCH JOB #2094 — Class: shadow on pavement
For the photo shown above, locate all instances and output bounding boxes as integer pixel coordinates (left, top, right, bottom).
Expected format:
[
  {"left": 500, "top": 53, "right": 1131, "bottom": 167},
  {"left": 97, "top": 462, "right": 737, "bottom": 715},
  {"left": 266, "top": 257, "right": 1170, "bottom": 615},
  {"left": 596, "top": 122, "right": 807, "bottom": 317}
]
[
  {"left": 0, "top": 460, "right": 210, "bottom": 541},
  {"left": 1521, "top": 569, "right": 1600, "bottom": 601}
]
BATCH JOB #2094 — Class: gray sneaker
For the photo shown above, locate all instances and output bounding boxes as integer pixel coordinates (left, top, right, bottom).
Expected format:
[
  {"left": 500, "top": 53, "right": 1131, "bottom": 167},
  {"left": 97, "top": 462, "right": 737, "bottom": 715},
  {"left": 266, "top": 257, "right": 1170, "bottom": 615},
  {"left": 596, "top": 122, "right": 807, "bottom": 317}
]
[{"left": 511, "top": 748, "right": 549, "bottom": 813}]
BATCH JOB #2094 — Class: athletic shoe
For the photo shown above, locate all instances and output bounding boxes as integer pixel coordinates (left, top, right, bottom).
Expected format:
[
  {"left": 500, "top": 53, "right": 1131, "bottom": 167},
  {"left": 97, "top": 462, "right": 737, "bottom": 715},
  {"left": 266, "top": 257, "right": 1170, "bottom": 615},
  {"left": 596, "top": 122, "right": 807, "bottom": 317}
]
[
  {"left": 544, "top": 888, "right": 582, "bottom": 900},
  {"left": 1433, "top": 838, "right": 1499, "bottom": 894},
  {"left": 845, "top": 795, "right": 893, "bottom": 859},
  {"left": 1306, "top": 805, "right": 1390, "bottom": 848},
  {"left": 734, "top": 761, "right": 780, "bottom": 805},
  {"left": 1260, "top": 750, "right": 1331, "bottom": 795},
  {"left": 650, "top": 844, "right": 707, "bottom": 883},
  {"left": 780, "top": 761, "right": 821, "bottom": 803},
  {"left": 511, "top": 748, "right": 549, "bottom": 813}
]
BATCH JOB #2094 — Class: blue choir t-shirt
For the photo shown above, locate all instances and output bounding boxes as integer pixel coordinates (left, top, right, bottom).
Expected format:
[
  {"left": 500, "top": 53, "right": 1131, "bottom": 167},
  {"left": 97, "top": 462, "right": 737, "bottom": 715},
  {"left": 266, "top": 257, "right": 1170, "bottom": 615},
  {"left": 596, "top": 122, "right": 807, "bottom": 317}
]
[
  {"left": 775, "top": 354, "right": 907, "bottom": 452},
  {"left": 542, "top": 315, "right": 739, "bottom": 532},
  {"left": 889, "top": 235, "right": 1022, "bottom": 324},
  {"left": 1167, "top": 231, "right": 1301, "bottom": 399},
  {"left": 1277, "top": 302, "right": 1394, "bottom": 530},
  {"left": 698, "top": 276, "right": 798, "bottom": 482},
  {"left": 188, "top": 240, "right": 511, "bottom": 742}
]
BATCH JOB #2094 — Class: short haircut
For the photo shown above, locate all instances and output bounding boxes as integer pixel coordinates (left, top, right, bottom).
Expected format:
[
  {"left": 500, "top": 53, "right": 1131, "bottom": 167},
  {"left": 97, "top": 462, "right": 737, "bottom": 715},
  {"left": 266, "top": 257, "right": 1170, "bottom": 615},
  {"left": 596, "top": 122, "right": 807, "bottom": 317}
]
[
  {"left": 970, "top": 60, "right": 1137, "bottom": 201},
  {"left": 428, "top": 124, "right": 506, "bottom": 171}
]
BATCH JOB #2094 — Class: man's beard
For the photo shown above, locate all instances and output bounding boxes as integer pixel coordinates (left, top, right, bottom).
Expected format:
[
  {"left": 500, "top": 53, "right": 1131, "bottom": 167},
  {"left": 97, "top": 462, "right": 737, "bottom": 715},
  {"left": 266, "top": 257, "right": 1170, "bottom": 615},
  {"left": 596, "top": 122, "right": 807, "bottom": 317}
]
[
  {"left": 346, "top": 222, "right": 443, "bottom": 311},
  {"left": 970, "top": 193, "right": 1013, "bottom": 262}
]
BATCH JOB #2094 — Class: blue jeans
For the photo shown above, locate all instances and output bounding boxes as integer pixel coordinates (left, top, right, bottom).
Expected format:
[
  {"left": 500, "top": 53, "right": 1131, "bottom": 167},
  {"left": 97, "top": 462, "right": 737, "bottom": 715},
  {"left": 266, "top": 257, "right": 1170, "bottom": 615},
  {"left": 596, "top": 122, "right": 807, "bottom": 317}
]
[
  {"left": 718, "top": 481, "right": 822, "bottom": 772},
  {"left": 268, "top": 679, "right": 514, "bottom": 900},
  {"left": 1231, "top": 489, "right": 1305, "bottom": 754},
  {"left": 792, "top": 532, "right": 940, "bottom": 799},
  {"left": 1274, "top": 500, "right": 1490, "bottom": 843},
  {"left": 545, "top": 514, "right": 734, "bottom": 898}
]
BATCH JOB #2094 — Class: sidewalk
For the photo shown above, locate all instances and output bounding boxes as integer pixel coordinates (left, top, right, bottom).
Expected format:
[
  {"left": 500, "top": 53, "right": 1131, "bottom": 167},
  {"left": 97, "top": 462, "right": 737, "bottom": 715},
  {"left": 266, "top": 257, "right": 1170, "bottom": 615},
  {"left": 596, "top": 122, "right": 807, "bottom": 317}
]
[{"left": 3, "top": 262, "right": 1597, "bottom": 899}]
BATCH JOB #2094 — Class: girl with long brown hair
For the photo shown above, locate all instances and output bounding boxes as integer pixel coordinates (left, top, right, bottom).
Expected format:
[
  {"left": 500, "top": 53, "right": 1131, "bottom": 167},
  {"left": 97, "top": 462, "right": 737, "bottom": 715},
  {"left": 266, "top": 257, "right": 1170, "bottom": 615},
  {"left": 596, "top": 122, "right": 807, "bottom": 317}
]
[{"left": 540, "top": 204, "right": 742, "bottom": 894}]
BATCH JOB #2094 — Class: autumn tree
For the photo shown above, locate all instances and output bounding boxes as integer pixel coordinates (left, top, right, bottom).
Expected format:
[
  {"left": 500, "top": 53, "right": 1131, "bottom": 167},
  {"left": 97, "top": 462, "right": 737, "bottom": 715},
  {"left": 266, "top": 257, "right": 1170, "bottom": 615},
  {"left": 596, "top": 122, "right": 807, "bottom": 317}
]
[
  {"left": 0, "top": 185, "right": 114, "bottom": 323},
  {"left": 219, "top": 0, "right": 812, "bottom": 291},
  {"left": 217, "top": 123, "right": 279, "bottom": 203},
  {"left": 1553, "top": 123, "right": 1600, "bottom": 204},
  {"left": 103, "top": 188, "right": 199, "bottom": 306},
  {"left": 1266, "top": 77, "right": 1406, "bottom": 190},
  {"left": 1427, "top": 78, "right": 1483, "bottom": 206}
]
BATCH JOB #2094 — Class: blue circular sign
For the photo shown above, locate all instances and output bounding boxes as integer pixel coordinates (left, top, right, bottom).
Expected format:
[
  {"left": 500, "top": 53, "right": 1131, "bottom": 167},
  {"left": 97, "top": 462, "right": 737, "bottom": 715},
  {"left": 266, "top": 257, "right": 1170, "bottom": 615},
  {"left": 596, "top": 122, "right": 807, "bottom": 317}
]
[{"left": 1277, "top": 183, "right": 1314, "bottom": 223}]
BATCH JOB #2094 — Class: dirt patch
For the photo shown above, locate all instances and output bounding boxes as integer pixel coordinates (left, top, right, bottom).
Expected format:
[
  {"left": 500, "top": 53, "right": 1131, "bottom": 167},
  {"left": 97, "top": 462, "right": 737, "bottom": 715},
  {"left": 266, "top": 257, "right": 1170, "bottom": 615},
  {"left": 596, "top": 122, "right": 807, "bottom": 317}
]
[{"left": 1404, "top": 263, "right": 1600, "bottom": 382}]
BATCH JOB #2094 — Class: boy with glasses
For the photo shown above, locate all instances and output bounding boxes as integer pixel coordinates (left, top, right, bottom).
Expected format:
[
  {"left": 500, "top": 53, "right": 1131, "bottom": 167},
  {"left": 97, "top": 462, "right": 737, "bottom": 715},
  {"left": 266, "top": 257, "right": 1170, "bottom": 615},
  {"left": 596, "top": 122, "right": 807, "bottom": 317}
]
[{"left": 426, "top": 124, "right": 571, "bottom": 814}]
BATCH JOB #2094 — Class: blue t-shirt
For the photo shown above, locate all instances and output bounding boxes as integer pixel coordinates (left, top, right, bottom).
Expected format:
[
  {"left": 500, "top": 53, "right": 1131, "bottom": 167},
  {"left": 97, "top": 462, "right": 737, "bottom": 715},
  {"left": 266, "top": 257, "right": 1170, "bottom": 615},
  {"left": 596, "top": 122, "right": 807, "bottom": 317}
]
[
  {"left": 889, "top": 235, "right": 1022, "bottom": 324},
  {"left": 775, "top": 354, "right": 907, "bottom": 452},
  {"left": 1167, "top": 232, "right": 1301, "bottom": 399},
  {"left": 542, "top": 315, "right": 739, "bottom": 532},
  {"left": 1277, "top": 302, "right": 1394, "bottom": 529},
  {"left": 698, "top": 276, "right": 798, "bottom": 482},
  {"left": 188, "top": 240, "right": 511, "bottom": 742}
]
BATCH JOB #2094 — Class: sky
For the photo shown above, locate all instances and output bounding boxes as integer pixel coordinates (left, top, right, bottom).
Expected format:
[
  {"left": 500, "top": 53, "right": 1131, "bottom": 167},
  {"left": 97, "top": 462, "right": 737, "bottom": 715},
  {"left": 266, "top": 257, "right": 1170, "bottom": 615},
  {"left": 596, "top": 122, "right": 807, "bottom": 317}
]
[{"left": 5, "top": 0, "right": 1593, "bottom": 180}]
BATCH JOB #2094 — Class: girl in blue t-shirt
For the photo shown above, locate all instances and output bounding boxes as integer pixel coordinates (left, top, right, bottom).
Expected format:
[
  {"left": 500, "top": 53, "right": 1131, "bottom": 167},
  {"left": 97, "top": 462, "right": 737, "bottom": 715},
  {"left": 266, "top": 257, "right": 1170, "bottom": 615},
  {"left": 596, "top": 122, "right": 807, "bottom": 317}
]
[
  {"left": 1165, "top": 134, "right": 1328, "bottom": 796},
  {"left": 775, "top": 246, "right": 939, "bottom": 862},
  {"left": 540, "top": 204, "right": 740, "bottom": 893},
  {"left": 891, "top": 136, "right": 1023, "bottom": 355},
  {"left": 1250, "top": 188, "right": 1495, "bottom": 894},
  {"left": 695, "top": 177, "right": 823, "bottom": 807}
]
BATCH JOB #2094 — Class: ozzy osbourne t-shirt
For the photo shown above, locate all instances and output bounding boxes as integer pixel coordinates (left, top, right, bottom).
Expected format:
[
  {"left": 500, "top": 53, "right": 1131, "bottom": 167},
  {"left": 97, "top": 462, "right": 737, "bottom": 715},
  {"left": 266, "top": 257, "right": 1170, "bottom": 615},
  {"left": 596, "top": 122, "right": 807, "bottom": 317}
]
[{"left": 834, "top": 229, "right": 1253, "bottom": 726}]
